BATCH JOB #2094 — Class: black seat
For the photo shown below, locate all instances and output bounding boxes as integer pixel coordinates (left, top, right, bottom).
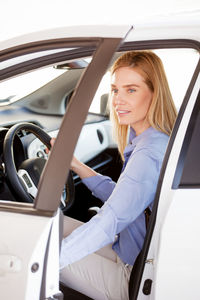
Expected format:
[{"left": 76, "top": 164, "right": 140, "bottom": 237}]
[{"left": 60, "top": 282, "right": 93, "bottom": 300}]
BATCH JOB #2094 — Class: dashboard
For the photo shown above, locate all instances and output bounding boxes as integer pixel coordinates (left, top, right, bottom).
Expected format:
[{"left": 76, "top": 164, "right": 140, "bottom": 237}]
[{"left": 27, "top": 120, "right": 115, "bottom": 163}]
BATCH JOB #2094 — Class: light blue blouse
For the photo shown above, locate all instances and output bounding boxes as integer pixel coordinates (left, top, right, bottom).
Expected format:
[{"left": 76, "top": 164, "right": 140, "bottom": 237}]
[{"left": 60, "top": 127, "right": 169, "bottom": 269}]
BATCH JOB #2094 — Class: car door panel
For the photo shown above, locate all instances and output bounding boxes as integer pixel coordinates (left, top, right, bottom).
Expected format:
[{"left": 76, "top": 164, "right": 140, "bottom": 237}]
[
  {"left": 0, "top": 27, "right": 132, "bottom": 300},
  {"left": 136, "top": 60, "right": 200, "bottom": 299}
]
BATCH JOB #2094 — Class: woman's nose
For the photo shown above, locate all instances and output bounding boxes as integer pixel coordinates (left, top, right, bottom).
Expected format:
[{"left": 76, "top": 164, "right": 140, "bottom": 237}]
[{"left": 113, "top": 93, "right": 125, "bottom": 106}]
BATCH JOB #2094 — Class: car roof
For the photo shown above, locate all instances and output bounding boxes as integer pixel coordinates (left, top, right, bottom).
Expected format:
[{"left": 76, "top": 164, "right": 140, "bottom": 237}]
[
  {"left": 0, "top": 25, "right": 132, "bottom": 51},
  {"left": 127, "top": 13, "right": 200, "bottom": 42},
  {"left": 0, "top": 11, "right": 199, "bottom": 52}
]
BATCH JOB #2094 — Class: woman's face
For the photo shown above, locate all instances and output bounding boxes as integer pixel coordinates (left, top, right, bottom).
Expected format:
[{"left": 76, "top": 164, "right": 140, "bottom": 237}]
[{"left": 111, "top": 66, "right": 153, "bottom": 135}]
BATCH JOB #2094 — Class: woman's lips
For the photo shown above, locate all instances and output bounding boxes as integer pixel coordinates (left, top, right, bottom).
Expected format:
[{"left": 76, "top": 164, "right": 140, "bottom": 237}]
[{"left": 117, "top": 110, "right": 130, "bottom": 116}]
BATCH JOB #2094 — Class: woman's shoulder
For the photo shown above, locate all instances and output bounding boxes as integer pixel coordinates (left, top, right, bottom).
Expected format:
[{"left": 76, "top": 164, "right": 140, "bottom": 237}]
[{"left": 134, "top": 128, "right": 169, "bottom": 158}]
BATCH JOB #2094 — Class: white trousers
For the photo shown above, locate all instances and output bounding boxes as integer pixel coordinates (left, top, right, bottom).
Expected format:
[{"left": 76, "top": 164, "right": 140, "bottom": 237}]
[{"left": 60, "top": 216, "right": 132, "bottom": 300}]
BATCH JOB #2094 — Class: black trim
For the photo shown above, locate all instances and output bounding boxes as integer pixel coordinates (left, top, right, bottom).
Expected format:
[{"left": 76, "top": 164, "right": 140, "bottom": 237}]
[
  {"left": 0, "top": 38, "right": 98, "bottom": 61},
  {"left": 172, "top": 59, "right": 200, "bottom": 189},
  {"left": 120, "top": 39, "right": 200, "bottom": 51},
  {"left": 1, "top": 38, "right": 199, "bottom": 61},
  {"left": 172, "top": 90, "right": 200, "bottom": 188},
  {"left": 0, "top": 46, "right": 96, "bottom": 81},
  {"left": 1, "top": 39, "right": 199, "bottom": 82}
]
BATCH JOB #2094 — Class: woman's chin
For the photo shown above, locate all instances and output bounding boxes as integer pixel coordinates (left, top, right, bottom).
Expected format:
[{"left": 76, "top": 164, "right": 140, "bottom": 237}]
[{"left": 118, "top": 118, "right": 130, "bottom": 126}]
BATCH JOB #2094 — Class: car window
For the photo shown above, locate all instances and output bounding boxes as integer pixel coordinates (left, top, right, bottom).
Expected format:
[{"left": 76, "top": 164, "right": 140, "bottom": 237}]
[
  {"left": 154, "top": 48, "right": 199, "bottom": 110},
  {"left": 0, "top": 67, "right": 66, "bottom": 104},
  {"left": 0, "top": 53, "right": 90, "bottom": 115},
  {"left": 173, "top": 88, "right": 200, "bottom": 188},
  {"left": 0, "top": 48, "right": 198, "bottom": 118}
]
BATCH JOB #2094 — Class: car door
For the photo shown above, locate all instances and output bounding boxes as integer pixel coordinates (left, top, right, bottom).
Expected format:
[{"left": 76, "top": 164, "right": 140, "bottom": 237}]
[
  {"left": 130, "top": 45, "right": 200, "bottom": 299},
  {"left": 0, "top": 25, "right": 131, "bottom": 300}
]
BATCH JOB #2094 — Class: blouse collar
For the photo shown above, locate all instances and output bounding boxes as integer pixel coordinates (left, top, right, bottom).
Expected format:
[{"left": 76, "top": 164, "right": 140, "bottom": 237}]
[{"left": 124, "top": 126, "right": 156, "bottom": 155}]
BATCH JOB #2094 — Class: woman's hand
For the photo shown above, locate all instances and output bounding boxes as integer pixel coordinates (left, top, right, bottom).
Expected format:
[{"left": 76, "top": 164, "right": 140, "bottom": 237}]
[
  {"left": 46, "top": 138, "right": 97, "bottom": 179},
  {"left": 71, "top": 155, "right": 82, "bottom": 171},
  {"left": 45, "top": 137, "right": 56, "bottom": 154}
]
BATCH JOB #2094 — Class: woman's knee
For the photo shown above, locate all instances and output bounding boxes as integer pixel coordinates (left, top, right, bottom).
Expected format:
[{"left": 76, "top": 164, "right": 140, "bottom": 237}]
[{"left": 63, "top": 216, "right": 84, "bottom": 237}]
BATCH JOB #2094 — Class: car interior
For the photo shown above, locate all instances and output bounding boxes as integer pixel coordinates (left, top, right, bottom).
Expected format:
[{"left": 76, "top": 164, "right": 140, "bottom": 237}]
[
  {"left": 0, "top": 39, "right": 199, "bottom": 299},
  {"left": 0, "top": 64, "right": 122, "bottom": 217}
]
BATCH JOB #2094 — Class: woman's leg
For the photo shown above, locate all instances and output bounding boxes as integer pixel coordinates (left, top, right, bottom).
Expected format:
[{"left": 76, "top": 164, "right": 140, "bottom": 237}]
[
  {"left": 60, "top": 252, "right": 131, "bottom": 300},
  {"left": 63, "top": 215, "right": 117, "bottom": 262},
  {"left": 63, "top": 215, "right": 83, "bottom": 237},
  {"left": 61, "top": 216, "right": 131, "bottom": 299}
]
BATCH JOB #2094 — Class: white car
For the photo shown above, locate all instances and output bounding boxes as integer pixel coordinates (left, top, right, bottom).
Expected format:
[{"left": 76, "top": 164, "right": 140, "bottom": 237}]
[{"left": 0, "top": 12, "right": 199, "bottom": 300}]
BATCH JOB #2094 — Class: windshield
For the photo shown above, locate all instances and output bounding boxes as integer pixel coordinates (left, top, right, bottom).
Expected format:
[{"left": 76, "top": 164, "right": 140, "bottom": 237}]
[{"left": 0, "top": 67, "right": 66, "bottom": 105}]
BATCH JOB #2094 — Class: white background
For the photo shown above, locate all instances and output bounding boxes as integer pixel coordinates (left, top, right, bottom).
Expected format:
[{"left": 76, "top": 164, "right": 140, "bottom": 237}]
[
  {"left": 0, "top": 0, "right": 200, "bottom": 111},
  {"left": 1, "top": 0, "right": 200, "bottom": 41}
]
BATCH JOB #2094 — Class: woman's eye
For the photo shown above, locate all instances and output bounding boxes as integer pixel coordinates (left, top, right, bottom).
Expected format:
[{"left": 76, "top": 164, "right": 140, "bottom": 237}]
[
  {"left": 128, "top": 88, "right": 136, "bottom": 93},
  {"left": 112, "top": 89, "right": 118, "bottom": 94}
]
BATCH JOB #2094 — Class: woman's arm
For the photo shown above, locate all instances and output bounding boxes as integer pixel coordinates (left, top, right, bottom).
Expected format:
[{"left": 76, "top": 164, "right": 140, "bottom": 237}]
[
  {"left": 47, "top": 138, "right": 97, "bottom": 179},
  {"left": 71, "top": 156, "right": 97, "bottom": 179},
  {"left": 47, "top": 138, "right": 116, "bottom": 201}
]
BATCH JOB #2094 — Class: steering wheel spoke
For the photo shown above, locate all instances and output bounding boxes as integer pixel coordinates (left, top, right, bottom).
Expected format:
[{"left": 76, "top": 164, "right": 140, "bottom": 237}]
[{"left": 18, "top": 169, "right": 38, "bottom": 198}]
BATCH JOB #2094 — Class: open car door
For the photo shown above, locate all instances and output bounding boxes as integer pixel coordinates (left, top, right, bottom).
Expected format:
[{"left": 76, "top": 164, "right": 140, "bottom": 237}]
[{"left": 0, "top": 25, "right": 132, "bottom": 300}]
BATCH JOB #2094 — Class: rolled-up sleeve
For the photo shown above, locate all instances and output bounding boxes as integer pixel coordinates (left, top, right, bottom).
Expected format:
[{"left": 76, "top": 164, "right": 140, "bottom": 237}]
[
  {"left": 82, "top": 174, "right": 116, "bottom": 202},
  {"left": 60, "top": 206, "right": 117, "bottom": 268}
]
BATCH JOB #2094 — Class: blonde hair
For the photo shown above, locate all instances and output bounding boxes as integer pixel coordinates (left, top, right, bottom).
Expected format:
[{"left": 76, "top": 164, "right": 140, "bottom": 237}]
[{"left": 109, "top": 50, "right": 177, "bottom": 160}]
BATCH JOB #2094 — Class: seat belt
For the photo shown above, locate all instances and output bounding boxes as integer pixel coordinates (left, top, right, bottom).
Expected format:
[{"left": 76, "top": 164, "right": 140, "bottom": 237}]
[{"left": 144, "top": 207, "right": 151, "bottom": 229}]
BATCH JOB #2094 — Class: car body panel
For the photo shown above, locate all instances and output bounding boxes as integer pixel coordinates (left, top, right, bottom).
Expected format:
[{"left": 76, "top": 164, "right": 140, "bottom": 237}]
[
  {"left": 0, "top": 25, "right": 131, "bottom": 52},
  {"left": 153, "top": 73, "right": 200, "bottom": 300},
  {"left": 136, "top": 58, "right": 200, "bottom": 299},
  {"left": 0, "top": 210, "right": 54, "bottom": 299},
  {"left": 127, "top": 14, "right": 200, "bottom": 43}
]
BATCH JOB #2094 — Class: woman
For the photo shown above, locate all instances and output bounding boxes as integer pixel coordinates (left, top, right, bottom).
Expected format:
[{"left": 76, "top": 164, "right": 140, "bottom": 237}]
[{"left": 58, "top": 50, "right": 177, "bottom": 300}]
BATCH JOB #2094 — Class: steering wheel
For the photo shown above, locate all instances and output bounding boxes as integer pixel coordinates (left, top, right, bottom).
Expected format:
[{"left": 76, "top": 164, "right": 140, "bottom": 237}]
[{"left": 3, "top": 122, "right": 75, "bottom": 211}]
